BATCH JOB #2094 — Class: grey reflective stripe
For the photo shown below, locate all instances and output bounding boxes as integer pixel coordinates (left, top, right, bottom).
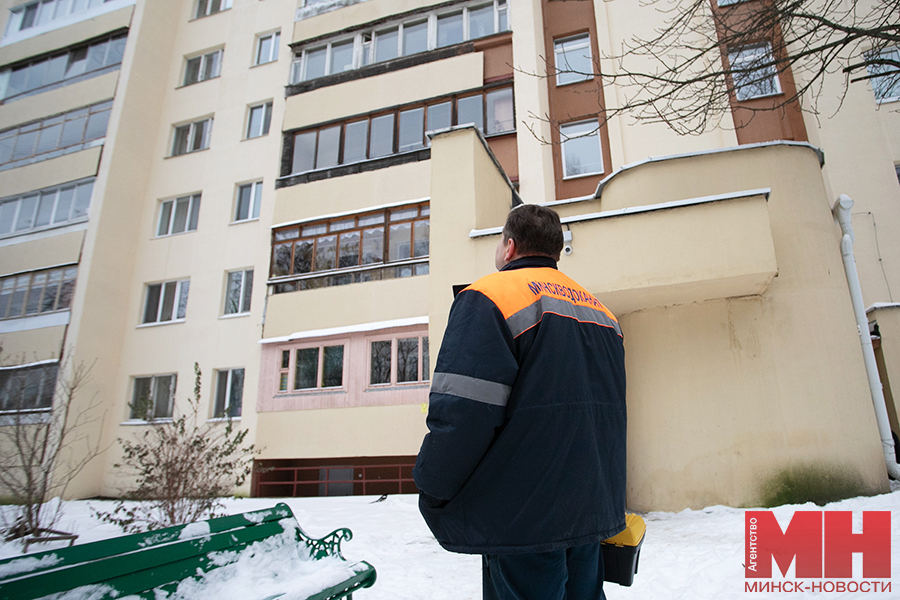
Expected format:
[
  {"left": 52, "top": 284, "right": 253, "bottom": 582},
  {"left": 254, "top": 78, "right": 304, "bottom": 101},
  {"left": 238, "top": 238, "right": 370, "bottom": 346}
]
[
  {"left": 431, "top": 372, "right": 511, "bottom": 407},
  {"left": 506, "top": 296, "right": 622, "bottom": 338}
]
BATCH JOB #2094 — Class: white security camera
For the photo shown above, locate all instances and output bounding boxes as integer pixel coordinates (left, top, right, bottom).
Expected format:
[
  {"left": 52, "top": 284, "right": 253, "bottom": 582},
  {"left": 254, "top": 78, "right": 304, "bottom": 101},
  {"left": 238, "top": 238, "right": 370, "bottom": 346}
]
[
  {"left": 563, "top": 230, "right": 573, "bottom": 256},
  {"left": 563, "top": 245, "right": 573, "bottom": 256}
]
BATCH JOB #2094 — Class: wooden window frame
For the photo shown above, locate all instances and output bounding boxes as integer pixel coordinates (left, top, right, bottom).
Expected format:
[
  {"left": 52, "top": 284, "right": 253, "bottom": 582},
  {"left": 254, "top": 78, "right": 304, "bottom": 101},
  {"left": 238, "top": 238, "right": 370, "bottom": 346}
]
[
  {"left": 0, "top": 265, "right": 77, "bottom": 320},
  {"left": 270, "top": 202, "right": 429, "bottom": 280}
]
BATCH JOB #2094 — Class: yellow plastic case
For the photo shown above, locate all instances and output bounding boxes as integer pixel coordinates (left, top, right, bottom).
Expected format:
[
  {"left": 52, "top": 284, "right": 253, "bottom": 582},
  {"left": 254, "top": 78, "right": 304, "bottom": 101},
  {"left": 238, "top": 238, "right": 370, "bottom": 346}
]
[{"left": 600, "top": 513, "right": 646, "bottom": 586}]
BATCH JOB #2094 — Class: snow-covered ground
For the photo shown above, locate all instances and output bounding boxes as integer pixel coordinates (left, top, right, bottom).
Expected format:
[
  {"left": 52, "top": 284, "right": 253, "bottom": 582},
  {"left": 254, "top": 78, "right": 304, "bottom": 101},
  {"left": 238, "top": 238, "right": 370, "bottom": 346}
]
[{"left": 2, "top": 482, "right": 899, "bottom": 599}]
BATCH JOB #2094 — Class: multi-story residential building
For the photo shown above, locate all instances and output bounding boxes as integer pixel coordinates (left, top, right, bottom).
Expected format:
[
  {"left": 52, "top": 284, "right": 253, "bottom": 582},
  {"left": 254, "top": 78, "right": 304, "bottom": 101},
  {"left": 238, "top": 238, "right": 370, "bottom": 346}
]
[{"left": 0, "top": 0, "right": 898, "bottom": 511}]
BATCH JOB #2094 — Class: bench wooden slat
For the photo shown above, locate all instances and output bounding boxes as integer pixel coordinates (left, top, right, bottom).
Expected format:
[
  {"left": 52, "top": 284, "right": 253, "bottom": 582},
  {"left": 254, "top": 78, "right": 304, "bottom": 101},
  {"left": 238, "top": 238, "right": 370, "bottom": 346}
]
[
  {"left": 0, "top": 519, "right": 288, "bottom": 599},
  {"left": 0, "top": 504, "right": 292, "bottom": 579},
  {"left": 0, "top": 503, "right": 375, "bottom": 600}
]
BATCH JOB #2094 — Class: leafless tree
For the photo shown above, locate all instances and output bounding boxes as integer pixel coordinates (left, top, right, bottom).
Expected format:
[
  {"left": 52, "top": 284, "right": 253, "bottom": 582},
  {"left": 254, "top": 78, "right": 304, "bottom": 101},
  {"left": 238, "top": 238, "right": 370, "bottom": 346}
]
[
  {"left": 0, "top": 356, "right": 102, "bottom": 545},
  {"left": 539, "top": 0, "right": 899, "bottom": 135}
]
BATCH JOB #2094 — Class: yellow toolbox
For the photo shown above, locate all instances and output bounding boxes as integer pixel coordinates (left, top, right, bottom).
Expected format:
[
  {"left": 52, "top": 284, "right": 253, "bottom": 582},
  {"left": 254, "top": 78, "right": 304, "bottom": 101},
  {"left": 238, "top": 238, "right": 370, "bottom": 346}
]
[{"left": 601, "top": 513, "right": 646, "bottom": 586}]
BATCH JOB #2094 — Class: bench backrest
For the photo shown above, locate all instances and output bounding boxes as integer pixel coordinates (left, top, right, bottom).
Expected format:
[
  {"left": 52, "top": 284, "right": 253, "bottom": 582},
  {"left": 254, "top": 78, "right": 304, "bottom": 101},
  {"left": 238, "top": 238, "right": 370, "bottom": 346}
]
[{"left": 0, "top": 503, "right": 300, "bottom": 600}]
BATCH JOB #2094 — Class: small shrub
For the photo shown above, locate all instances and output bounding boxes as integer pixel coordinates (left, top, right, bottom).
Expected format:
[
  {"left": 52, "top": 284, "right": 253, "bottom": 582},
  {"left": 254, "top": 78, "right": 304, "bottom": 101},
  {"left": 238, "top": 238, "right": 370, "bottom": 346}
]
[
  {"left": 96, "top": 364, "right": 258, "bottom": 533},
  {"left": 758, "top": 465, "right": 868, "bottom": 508}
]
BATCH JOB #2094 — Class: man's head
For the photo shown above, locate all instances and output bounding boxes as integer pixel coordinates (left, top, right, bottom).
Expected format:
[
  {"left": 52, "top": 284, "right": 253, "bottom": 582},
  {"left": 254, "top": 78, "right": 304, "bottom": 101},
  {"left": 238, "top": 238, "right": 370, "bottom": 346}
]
[{"left": 495, "top": 204, "right": 564, "bottom": 270}]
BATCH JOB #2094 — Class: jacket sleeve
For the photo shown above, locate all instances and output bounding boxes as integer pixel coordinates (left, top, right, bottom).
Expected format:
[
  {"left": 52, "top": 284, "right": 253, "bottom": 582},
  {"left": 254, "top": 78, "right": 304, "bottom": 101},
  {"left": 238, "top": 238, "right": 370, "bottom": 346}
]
[{"left": 413, "top": 289, "right": 520, "bottom": 502}]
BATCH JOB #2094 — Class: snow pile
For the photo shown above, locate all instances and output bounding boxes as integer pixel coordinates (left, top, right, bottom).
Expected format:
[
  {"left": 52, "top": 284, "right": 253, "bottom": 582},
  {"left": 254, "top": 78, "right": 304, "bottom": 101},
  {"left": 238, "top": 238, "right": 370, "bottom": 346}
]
[
  {"left": 0, "top": 553, "right": 60, "bottom": 578},
  {"left": 1, "top": 483, "right": 898, "bottom": 600},
  {"left": 160, "top": 522, "right": 364, "bottom": 600}
]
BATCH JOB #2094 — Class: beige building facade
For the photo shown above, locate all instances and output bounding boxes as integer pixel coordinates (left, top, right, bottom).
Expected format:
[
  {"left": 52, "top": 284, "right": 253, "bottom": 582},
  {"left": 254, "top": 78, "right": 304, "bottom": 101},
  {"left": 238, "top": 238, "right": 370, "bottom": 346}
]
[{"left": 0, "top": 0, "right": 898, "bottom": 511}]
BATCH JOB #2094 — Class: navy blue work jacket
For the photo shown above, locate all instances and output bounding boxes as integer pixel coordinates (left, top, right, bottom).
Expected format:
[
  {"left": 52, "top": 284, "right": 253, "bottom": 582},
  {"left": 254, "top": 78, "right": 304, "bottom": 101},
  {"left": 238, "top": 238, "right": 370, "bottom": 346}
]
[{"left": 413, "top": 256, "right": 627, "bottom": 554}]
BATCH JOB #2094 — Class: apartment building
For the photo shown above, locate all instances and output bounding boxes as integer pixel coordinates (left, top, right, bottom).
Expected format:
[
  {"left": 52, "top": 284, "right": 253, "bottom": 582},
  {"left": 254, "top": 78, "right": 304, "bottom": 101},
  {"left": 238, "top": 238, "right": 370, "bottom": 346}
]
[{"left": 0, "top": 0, "right": 898, "bottom": 511}]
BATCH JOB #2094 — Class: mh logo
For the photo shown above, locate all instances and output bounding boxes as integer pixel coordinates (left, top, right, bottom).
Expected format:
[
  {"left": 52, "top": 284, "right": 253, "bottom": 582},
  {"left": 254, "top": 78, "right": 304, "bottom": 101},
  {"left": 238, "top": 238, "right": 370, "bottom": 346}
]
[{"left": 745, "top": 511, "right": 891, "bottom": 578}]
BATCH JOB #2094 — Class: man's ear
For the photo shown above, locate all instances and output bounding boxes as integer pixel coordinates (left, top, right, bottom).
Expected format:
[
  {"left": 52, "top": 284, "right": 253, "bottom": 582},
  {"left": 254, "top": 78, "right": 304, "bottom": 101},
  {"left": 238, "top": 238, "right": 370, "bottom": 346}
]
[{"left": 503, "top": 237, "right": 517, "bottom": 263}]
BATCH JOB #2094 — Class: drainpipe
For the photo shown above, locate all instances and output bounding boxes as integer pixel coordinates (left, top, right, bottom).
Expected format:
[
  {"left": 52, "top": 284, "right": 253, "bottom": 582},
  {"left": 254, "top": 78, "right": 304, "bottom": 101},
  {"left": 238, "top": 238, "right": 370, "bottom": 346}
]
[{"left": 832, "top": 194, "right": 900, "bottom": 480}]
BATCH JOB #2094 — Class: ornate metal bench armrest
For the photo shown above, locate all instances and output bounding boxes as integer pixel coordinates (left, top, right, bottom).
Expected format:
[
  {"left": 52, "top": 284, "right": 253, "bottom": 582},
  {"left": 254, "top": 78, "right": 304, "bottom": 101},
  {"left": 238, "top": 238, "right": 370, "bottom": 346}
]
[{"left": 299, "top": 527, "right": 353, "bottom": 560}]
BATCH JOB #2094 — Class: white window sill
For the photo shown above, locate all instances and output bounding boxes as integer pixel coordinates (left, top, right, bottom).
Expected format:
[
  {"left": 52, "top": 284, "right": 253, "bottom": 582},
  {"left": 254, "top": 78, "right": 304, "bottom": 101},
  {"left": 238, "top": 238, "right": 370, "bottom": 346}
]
[
  {"left": 736, "top": 90, "right": 783, "bottom": 102},
  {"left": 230, "top": 218, "right": 260, "bottom": 226},
  {"left": 136, "top": 319, "right": 186, "bottom": 329},
  {"left": 563, "top": 169, "right": 604, "bottom": 181},
  {"left": 220, "top": 312, "right": 250, "bottom": 319},
  {"left": 166, "top": 147, "right": 211, "bottom": 160},
  {"left": 365, "top": 383, "right": 429, "bottom": 391},
  {"left": 121, "top": 418, "right": 174, "bottom": 426},
  {"left": 276, "top": 387, "right": 346, "bottom": 397},
  {"left": 154, "top": 229, "right": 197, "bottom": 240},
  {"left": 556, "top": 77, "right": 594, "bottom": 87},
  {"left": 207, "top": 416, "right": 242, "bottom": 422}
]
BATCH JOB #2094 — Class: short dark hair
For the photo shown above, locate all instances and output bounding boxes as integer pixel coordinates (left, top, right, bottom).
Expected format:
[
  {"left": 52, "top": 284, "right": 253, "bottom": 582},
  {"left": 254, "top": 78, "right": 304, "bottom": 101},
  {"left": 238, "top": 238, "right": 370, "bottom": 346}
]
[{"left": 503, "top": 204, "right": 564, "bottom": 260}]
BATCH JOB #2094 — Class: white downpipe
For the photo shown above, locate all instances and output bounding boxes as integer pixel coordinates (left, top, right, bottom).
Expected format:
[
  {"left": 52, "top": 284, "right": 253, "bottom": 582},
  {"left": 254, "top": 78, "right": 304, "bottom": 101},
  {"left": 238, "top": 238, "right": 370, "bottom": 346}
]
[{"left": 832, "top": 194, "right": 900, "bottom": 480}]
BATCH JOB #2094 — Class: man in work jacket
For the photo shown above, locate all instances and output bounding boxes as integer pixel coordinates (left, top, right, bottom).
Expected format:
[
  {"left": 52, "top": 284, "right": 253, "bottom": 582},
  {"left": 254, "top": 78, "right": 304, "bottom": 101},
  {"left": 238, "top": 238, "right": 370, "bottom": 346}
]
[{"left": 413, "top": 204, "right": 626, "bottom": 600}]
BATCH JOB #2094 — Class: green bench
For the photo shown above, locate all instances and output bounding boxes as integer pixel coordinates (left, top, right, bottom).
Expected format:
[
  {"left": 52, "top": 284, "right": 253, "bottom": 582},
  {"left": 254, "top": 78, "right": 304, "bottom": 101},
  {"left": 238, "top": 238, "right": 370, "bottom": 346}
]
[{"left": 0, "top": 502, "right": 376, "bottom": 600}]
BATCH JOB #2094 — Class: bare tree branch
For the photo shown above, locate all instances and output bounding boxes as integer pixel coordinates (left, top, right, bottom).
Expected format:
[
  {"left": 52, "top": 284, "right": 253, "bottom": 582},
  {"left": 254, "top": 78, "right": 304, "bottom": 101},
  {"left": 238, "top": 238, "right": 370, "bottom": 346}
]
[{"left": 532, "top": 0, "right": 900, "bottom": 136}]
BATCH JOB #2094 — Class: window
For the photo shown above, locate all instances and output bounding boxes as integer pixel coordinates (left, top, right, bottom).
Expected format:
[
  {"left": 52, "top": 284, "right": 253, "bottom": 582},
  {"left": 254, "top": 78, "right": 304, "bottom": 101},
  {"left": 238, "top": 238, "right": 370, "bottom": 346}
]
[
  {"left": 0, "top": 179, "right": 93, "bottom": 236},
  {"left": 0, "top": 101, "right": 112, "bottom": 171},
  {"left": 195, "top": 0, "right": 231, "bottom": 19},
  {"left": 866, "top": 48, "right": 900, "bottom": 103},
  {"left": 5, "top": 0, "right": 116, "bottom": 36},
  {"left": 255, "top": 31, "right": 280, "bottom": 65},
  {"left": 290, "top": 0, "right": 509, "bottom": 84},
  {"left": 214, "top": 368, "right": 243, "bottom": 418},
  {"left": 0, "top": 266, "right": 76, "bottom": 320},
  {"left": 142, "top": 279, "right": 189, "bottom": 324},
  {"left": 271, "top": 202, "right": 429, "bottom": 285},
  {"left": 246, "top": 102, "right": 272, "bottom": 139},
  {"left": 560, "top": 120, "right": 603, "bottom": 179},
  {"left": 130, "top": 374, "right": 175, "bottom": 420},
  {"left": 156, "top": 194, "right": 200, "bottom": 237},
  {"left": 1, "top": 33, "right": 126, "bottom": 100},
  {"left": 277, "top": 344, "right": 346, "bottom": 391},
  {"left": 369, "top": 335, "right": 429, "bottom": 386},
  {"left": 728, "top": 43, "right": 781, "bottom": 101},
  {"left": 717, "top": 0, "right": 748, "bottom": 5},
  {"left": 554, "top": 34, "right": 592, "bottom": 86},
  {"left": 234, "top": 181, "right": 262, "bottom": 221},
  {"left": 287, "top": 86, "right": 514, "bottom": 175},
  {"left": 224, "top": 269, "right": 253, "bottom": 315},
  {"left": 0, "top": 363, "right": 58, "bottom": 411},
  {"left": 171, "top": 117, "right": 212, "bottom": 156},
  {"left": 183, "top": 49, "right": 222, "bottom": 86}
]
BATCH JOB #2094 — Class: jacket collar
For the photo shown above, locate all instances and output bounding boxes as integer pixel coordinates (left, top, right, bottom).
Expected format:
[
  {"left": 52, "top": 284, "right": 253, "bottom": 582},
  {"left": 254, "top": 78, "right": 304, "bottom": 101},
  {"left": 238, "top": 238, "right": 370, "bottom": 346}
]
[{"left": 500, "top": 256, "right": 558, "bottom": 272}]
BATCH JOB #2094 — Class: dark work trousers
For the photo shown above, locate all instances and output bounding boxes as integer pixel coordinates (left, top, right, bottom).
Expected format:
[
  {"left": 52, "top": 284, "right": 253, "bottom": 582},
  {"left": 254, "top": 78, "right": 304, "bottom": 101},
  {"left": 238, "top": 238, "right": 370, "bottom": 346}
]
[{"left": 482, "top": 541, "right": 606, "bottom": 600}]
